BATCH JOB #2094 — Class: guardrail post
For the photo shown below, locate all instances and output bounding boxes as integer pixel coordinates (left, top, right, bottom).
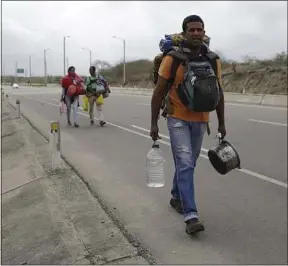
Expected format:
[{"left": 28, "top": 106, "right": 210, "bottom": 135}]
[
  {"left": 16, "top": 99, "right": 20, "bottom": 118},
  {"left": 49, "top": 121, "right": 62, "bottom": 171}
]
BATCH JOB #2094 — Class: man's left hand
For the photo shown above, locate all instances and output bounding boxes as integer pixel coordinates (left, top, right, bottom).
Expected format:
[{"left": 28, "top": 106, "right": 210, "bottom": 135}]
[{"left": 218, "top": 124, "right": 226, "bottom": 139}]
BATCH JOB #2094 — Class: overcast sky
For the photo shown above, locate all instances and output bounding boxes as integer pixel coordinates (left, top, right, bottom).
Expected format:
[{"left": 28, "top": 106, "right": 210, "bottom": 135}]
[{"left": 2, "top": 1, "right": 287, "bottom": 76}]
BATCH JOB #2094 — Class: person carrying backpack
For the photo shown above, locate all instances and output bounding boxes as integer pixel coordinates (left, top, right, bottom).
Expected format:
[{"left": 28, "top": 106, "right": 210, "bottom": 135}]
[
  {"left": 85, "top": 66, "right": 110, "bottom": 126},
  {"left": 150, "top": 15, "right": 226, "bottom": 235},
  {"left": 153, "top": 33, "right": 210, "bottom": 86}
]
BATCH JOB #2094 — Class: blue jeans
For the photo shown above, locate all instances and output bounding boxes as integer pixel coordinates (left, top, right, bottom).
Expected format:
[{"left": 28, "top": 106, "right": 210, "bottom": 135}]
[{"left": 167, "top": 117, "right": 207, "bottom": 222}]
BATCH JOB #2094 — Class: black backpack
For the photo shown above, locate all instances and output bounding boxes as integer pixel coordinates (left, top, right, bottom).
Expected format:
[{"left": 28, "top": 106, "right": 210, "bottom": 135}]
[{"left": 161, "top": 47, "right": 220, "bottom": 114}]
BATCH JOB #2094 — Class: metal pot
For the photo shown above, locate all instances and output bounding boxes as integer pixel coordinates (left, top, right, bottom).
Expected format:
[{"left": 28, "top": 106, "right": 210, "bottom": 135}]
[{"left": 208, "top": 138, "right": 241, "bottom": 175}]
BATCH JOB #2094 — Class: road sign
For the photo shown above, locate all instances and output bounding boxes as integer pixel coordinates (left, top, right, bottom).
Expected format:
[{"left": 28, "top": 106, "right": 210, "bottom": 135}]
[{"left": 16, "top": 68, "right": 24, "bottom": 74}]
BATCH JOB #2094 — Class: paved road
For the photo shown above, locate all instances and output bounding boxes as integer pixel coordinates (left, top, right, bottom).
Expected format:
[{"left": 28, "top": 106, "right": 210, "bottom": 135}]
[{"left": 3, "top": 87, "right": 288, "bottom": 264}]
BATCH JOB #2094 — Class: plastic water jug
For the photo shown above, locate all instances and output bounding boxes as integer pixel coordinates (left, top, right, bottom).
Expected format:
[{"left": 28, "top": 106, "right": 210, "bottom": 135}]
[{"left": 146, "top": 141, "right": 165, "bottom": 187}]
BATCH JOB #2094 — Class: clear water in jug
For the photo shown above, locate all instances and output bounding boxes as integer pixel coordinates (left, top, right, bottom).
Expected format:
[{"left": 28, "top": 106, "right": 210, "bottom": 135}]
[{"left": 146, "top": 141, "right": 165, "bottom": 187}]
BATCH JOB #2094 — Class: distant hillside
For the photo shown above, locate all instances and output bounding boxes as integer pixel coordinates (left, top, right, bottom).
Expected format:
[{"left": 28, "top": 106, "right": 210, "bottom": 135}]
[
  {"left": 99, "top": 52, "right": 287, "bottom": 94},
  {"left": 100, "top": 59, "right": 154, "bottom": 87},
  {"left": 2, "top": 52, "right": 286, "bottom": 94}
]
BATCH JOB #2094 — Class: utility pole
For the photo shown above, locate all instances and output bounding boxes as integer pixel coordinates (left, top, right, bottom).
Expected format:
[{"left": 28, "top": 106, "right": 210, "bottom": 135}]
[
  {"left": 15, "top": 61, "right": 18, "bottom": 83},
  {"left": 82, "top": 48, "right": 92, "bottom": 66},
  {"left": 29, "top": 56, "right": 32, "bottom": 85},
  {"left": 63, "top": 36, "right": 70, "bottom": 75},
  {"left": 63, "top": 36, "right": 66, "bottom": 75},
  {"left": 113, "top": 36, "right": 126, "bottom": 86},
  {"left": 25, "top": 68, "right": 27, "bottom": 85},
  {"left": 123, "top": 39, "right": 126, "bottom": 86},
  {"left": 2, "top": 64, "right": 5, "bottom": 84},
  {"left": 44, "top": 48, "right": 50, "bottom": 87},
  {"left": 44, "top": 49, "right": 47, "bottom": 86}
]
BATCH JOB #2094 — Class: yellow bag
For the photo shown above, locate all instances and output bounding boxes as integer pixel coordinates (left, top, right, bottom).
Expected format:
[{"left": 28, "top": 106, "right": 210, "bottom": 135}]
[
  {"left": 82, "top": 96, "right": 89, "bottom": 112},
  {"left": 96, "top": 94, "right": 104, "bottom": 105}
]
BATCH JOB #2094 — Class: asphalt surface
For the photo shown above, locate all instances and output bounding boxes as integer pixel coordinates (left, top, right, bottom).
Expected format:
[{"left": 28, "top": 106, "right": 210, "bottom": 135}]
[{"left": 3, "top": 86, "right": 288, "bottom": 265}]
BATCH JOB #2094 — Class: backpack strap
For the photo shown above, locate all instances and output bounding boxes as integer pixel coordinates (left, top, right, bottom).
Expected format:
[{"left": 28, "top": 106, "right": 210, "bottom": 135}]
[
  {"left": 203, "top": 51, "right": 220, "bottom": 136},
  {"left": 159, "top": 51, "right": 188, "bottom": 118},
  {"left": 166, "top": 50, "right": 188, "bottom": 92},
  {"left": 204, "top": 51, "right": 224, "bottom": 91},
  {"left": 203, "top": 51, "right": 219, "bottom": 74}
]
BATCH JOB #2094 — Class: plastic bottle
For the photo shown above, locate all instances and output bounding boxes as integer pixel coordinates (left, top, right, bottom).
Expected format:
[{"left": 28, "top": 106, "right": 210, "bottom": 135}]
[
  {"left": 146, "top": 141, "right": 165, "bottom": 187},
  {"left": 59, "top": 102, "right": 66, "bottom": 115}
]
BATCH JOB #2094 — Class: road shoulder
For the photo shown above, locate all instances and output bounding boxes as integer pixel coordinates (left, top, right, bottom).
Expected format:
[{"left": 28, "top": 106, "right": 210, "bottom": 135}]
[{"left": 1, "top": 103, "right": 150, "bottom": 265}]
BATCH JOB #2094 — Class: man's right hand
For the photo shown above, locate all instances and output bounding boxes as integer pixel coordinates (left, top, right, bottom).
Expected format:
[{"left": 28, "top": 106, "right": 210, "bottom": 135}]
[{"left": 150, "top": 124, "right": 161, "bottom": 141}]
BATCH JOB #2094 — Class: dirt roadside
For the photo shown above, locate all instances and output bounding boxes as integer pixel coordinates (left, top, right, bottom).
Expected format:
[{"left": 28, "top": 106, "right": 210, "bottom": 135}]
[{"left": 1, "top": 103, "right": 152, "bottom": 265}]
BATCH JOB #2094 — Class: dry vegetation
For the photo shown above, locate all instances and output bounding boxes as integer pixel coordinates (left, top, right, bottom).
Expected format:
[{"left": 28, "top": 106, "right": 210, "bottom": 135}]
[{"left": 100, "top": 52, "right": 287, "bottom": 94}]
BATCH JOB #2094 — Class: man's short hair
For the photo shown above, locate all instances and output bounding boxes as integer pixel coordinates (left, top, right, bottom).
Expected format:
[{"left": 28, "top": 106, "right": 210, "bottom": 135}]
[
  {"left": 182, "top": 15, "right": 205, "bottom": 32},
  {"left": 90, "top": 66, "right": 96, "bottom": 72}
]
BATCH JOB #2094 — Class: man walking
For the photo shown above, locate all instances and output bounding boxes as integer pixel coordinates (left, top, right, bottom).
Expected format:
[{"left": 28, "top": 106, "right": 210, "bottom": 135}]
[
  {"left": 85, "top": 66, "right": 109, "bottom": 126},
  {"left": 150, "top": 15, "right": 226, "bottom": 234}
]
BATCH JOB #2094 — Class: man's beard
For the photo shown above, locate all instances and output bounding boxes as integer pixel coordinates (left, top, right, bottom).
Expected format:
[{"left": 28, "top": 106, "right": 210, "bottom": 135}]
[
  {"left": 189, "top": 38, "right": 202, "bottom": 47},
  {"left": 183, "top": 38, "right": 203, "bottom": 49}
]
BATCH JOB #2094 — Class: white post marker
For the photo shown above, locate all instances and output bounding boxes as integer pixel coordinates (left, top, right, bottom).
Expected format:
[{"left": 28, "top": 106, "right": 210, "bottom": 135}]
[
  {"left": 49, "top": 121, "right": 62, "bottom": 171},
  {"left": 16, "top": 99, "right": 20, "bottom": 118}
]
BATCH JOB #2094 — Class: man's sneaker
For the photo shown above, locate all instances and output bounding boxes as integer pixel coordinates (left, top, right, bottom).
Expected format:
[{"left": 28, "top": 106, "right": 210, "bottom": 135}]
[
  {"left": 100, "top": 121, "right": 106, "bottom": 127},
  {"left": 185, "top": 218, "right": 205, "bottom": 235},
  {"left": 90, "top": 120, "right": 94, "bottom": 125},
  {"left": 74, "top": 123, "right": 79, "bottom": 128},
  {"left": 68, "top": 121, "right": 72, "bottom": 126},
  {"left": 170, "top": 198, "right": 183, "bottom": 214}
]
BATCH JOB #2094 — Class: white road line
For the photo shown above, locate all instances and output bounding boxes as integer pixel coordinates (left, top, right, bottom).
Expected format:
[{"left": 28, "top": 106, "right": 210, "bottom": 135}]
[
  {"left": 134, "top": 102, "right": 287, "bottom": 111},
  {"left": 131, "top": 125, "right": 287, "bottom": 189},
  {"left": 226, "top": 102, "right": 287, "bottom": 110},
  {"left": 21, "top": 96, "right": 287, "bottom": 189},
  {"left": 136, "top": 103, "right": 150, "bottom": 106},
  {"left": 24, "top": 96, "right": 59, "bottom": 107},
  {"left": 237, "top": 168, "right": 287, "bottom": 188},
  {"left": 248, "top": 119, "right": 287, "bottom": 127},
  {"left": 131, "top": 125, "right": 209, "bottom": 153},
  {"left": 112, "top": 93, "right": 152, "bottom": 98}
]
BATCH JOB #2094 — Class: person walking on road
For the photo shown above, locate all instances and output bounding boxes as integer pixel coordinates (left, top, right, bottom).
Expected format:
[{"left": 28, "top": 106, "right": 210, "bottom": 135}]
[
  {"left": 61, "top": 66, "right": 83, "bottom": 127},
  {"left": 150, "top": 15, "right": 226, "bottom": 235},
  {"left": 85, "top": 66, "right": 110, "bottom": 127}
]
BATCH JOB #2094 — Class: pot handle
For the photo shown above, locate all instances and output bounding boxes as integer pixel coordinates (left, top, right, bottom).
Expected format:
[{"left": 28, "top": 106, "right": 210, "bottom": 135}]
[{"left": 216, "top": 133, "right": 223, "bottom": 144}]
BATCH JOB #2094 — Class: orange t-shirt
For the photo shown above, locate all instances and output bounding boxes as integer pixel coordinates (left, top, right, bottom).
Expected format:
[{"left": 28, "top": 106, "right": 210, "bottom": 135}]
[{"left": 158, "top": 55, "right": 223, "bottom": 122}]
